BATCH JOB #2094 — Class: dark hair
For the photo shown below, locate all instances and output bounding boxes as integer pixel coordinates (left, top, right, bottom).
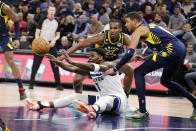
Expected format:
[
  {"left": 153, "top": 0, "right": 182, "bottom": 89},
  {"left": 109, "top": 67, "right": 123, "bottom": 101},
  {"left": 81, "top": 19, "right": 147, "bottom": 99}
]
[
  {"left": 126, "top": 12, "right": 142, "bottom": 22},
  {"left": 156, "top": 12, "right": 163, "bottom": 18},
  {"left": 109, "top": 19, "right": 122, "bottom": 27},
  {"left": 91, "top": 48, "right": 106, "bottom": 60}
]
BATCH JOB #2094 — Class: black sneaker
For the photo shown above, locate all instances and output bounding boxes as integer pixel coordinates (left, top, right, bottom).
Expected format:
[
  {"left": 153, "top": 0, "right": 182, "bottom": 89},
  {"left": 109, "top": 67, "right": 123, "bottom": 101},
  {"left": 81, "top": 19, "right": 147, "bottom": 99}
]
[
  {"left": 56, "top": 85, "right": 64, "bottom": 91},
  {"left": 190, "top": 108, "right": 196, "bottom": 120},
  {"left": 125, "top": 109, "right": 149, "bottom": 120},
  {"left": 29, "top": 84, "right": 34, "bottom": 89},
  {"left": 19, "top": 89, "right": 27, "bottom": 100}
]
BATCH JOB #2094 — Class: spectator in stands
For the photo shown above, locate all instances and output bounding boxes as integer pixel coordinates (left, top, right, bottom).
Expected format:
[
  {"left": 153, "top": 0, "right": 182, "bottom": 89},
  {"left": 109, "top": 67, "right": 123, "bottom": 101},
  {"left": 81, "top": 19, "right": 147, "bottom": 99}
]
[
  {"left": 25, "top": 14, "right": 36, "bottom": 43},
  {"left": 168, "top": 6, "right": 186, "bottom": 37},
  {"left": 88, "top": 15, "right": 102, "bottom": 37},
  {"left": 182, "top": 0, "right": 195, "bottom": 16},
  {"left": 138, "top": 11, "right": 148, "bottom": 25},
  {"left": 151, "top": 12, "right": 167, "bottom": 29},
  {"left": 34, "top": 7, "right": 44, "bottom": 26},
  {"left": 103, "top": 0, "right": 112, "bottom": 16},
  {"left": 81, "top": 0, "right": 89, "bottom": 11},
  {"left": 86, "top": 0, "right": 97, "bottom": 17},
  {"left": 168, "top": 0, "right": 181, "bottom": 15},
  {"left": 53, "top": 0, "right": 61, "bottom": 16},
  {"left": 143, "top": 6, "right": 155, "bottom": 23},
  {"left": 98, "top": 6, "right": 110, "bottom": 26},
  {"left": 73, "top": 3, "right": 83, "bottom": 24},
  {"left": 110, "top": 8, "right": 121, "bottom": 20},
  {"left": 19, "top": 35, "right": 30, "bottom": 49},
  {"left": 136, "top": 41, "right": 153, "bottom": 57},
  {"left": 65, "top": 15, "right": 75, "bottom": 37},
  {"left": 11, "top": 12, "right": 27, "bottom": 35},
  {"left": 140, "top": 0, "right": 154, "bottom": 13},
  {"left": 182, "top": 23, "right": 196, "bottom": 46},
  {"left": 187, "top": 8, "right": 196, "bottom": 18},
  {"left": 113, "top": 0, "right": 126, "bottom": 19},
  {"left": 58, "top": 36, "right": 72, "bottom": 51},
  {"left": 72, "top": 15, "right": 89, "bottom": 40},
  {"left": 160, "top": 5, "right": 170, "bottom": 25},
  {"left": 58, "top": 16, "right": 66, "bottom": 40},
  {"left": 66, "top": 0, "right": 75, "bottom": 11},
  {"left": 59, "top": 1, "right": 73, "bottom": 17},
  {"left": 184, "top": 43, "right": 196, "bottom": 93},
  {"left": 125, "top": 0, "right": 140, "bottom": 12},
  {"left": 40, "top": 0, "right": 54, "bottom": 16},
  {"left": 154, "top": 0, "right": 166, "bottom": 13},
  {"left": 22, "top": 5, "right": 29, "bottom": 22},
  {"left": 30, "top": 0, "right": 41, "bottom": 13}
]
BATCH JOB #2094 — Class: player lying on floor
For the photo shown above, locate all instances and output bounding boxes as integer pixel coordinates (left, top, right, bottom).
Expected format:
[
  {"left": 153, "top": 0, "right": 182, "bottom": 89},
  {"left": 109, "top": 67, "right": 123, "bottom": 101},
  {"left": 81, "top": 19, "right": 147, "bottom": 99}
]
[{"left": 25, "top": 48, "right": 136, "bottom": 118}]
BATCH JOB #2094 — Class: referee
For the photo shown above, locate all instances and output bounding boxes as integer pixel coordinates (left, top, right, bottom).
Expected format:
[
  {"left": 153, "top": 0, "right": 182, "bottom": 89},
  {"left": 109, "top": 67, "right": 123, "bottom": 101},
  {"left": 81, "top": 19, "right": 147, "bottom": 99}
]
[{"left": 29, "top": 6, "right": 63, "bottom": 90}]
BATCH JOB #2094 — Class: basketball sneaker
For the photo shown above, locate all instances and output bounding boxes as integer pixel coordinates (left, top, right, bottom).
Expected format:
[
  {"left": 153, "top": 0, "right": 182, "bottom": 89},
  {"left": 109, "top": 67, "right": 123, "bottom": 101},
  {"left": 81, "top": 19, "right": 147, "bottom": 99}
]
[
  {"left": 72, "top": 100, "right": 96, "bottom": 119},
  {"left": 190, "top": 108, "right": 196, "bottom": 120},
  {"left": 126, "top": 99, "right": 136, "bottom": 112},
  {"left": 19, "top": 88, "right": 27, "bottom": 100},
  {"left": 125, "top": 109, "right": 149, "bottom": 120},
  {"left": 25, "top": 98, "right": 41, "bottom": 111}
]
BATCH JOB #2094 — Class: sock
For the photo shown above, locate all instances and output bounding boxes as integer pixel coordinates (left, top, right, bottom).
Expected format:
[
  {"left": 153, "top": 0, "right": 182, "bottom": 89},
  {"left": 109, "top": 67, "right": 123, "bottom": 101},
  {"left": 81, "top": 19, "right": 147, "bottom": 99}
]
[
  {"left": 40, "top": 101, "right": 50, "bottom": 108},
  {"left": 92, "top": 105, "right": 99, "bottom": 112},
  {"left": 16, "top": 79, "right": 23, "bottom": 90}
]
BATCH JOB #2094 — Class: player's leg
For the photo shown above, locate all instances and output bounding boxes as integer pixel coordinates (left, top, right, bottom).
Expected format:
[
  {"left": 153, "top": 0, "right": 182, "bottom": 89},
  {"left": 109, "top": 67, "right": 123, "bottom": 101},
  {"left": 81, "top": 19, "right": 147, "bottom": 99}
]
[
  {"left": 4, "top": 51, "right": 27, "bottom": 100},
  {"left": 26, "top": 93, "right": 95, "bottom": 111},
  {"left": 2, "top": 36, "right": 27, "bottom": 100},
  {"left": 118, "top": 63, "right": 136, "bottom": 112},
  {"left": 126, "top": 54, "right": 163, "bottom": 120},
  {"left": 49, "top": 46, "right": 62, "bottom": 90},
  {"left": 29, "top": 54, "right": 44, "bottom": 89},
  {"left": 160, "top": 61, "right": 196, "bottom": 119},
  {"left": 73, "top": 74, "right": 89, "bottom": 93}
]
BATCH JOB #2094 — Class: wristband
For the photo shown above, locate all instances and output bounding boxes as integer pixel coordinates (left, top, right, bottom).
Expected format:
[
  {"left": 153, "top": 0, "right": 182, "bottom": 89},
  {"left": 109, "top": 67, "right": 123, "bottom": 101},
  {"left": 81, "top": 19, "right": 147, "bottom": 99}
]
[{"left": 114, "top": 48, "right": 135, "bottom": 72}]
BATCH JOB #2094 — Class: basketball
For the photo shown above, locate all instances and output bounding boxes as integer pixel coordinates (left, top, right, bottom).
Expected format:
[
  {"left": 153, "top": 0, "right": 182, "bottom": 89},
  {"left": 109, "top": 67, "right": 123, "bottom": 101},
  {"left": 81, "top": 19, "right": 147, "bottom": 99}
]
[{"left": 32, "top": 38, "right": 50, "bottom": 56}]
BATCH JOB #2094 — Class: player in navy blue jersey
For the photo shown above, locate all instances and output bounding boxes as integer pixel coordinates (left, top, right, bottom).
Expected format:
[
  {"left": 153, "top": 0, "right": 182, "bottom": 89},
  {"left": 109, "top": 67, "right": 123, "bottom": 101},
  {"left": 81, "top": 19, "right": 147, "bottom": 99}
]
[
  {"left": 0, "top": 1, "right": 27, "bottom": 100},
  {"left": 105, "top": 12, "right": 196, "bottom": 120}
]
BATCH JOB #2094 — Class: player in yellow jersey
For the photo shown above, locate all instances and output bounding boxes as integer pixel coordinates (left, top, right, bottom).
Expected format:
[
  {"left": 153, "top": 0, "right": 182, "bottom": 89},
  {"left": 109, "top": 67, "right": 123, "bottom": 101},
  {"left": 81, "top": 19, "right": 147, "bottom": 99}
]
[
  {"left": 105, "top": 12, "right": 196, "bottom": 120},
  {"left": 0, "top": 1, "right": 27, "bottom": 100}
]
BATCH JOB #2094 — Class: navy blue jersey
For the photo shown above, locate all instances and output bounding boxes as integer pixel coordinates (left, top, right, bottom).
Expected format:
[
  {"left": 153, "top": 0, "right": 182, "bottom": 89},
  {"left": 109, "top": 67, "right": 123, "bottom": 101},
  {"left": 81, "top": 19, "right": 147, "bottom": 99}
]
[
  {"left": 144, "top": 24, "right": 178, "bottom": 51},
  {"left": 0, "top": 1, "right": 10, "bottom": 39},
  {"left": 99, "top": 30, "right": 124, "bottom": 61}
]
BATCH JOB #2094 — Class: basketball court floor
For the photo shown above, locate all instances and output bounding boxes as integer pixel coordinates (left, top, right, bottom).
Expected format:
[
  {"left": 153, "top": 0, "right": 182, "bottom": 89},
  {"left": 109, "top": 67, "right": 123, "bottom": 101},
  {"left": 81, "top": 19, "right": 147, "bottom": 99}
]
[{"left": 0, "top": 82, "right": 196, "bottom": 131}]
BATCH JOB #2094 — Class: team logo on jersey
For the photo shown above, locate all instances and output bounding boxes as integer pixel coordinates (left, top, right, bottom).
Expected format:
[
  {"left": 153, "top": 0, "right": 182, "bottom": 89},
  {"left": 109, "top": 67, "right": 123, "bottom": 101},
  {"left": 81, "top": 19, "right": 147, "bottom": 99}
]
[
  {"left": 145, "top": 68, "right": 163, "bottom": 86},
  {"left": 117, "top": 43, "right": 122, "bottom": 47}
]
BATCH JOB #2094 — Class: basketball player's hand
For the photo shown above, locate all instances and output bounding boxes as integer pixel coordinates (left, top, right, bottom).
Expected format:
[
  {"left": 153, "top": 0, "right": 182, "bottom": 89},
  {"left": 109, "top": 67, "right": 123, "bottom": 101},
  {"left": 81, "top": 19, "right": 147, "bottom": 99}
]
[
  {"left": 104, "top": 68, "right": 116, "bottom": 76},
  {"left": 61, "top": 50, "right": 72, "bottom": 64},
  {"left": 134, "top": 55, "right": 144, "bottom": 62},
  {"left": 50, "top": 40, "right": 56, "bottom": 47},
  {"left": 14, "top": 40, "right": 20, "bottom": 48},
  {"left": 45, "top": 54, "right": 57, "bottom": 63}
]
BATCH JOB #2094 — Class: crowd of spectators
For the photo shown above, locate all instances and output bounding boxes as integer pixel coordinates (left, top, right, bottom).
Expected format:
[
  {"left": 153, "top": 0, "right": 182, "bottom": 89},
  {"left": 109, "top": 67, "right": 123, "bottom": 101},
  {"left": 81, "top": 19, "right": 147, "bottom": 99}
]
[{"left": 5, "top": 0, "right": 196, "bottom": 52}]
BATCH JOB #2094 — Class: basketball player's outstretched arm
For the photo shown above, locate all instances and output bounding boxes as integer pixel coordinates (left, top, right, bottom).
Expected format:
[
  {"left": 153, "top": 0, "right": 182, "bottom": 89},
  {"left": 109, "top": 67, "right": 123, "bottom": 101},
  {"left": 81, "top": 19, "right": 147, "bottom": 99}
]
[
  {"left": 62, "top": 50, "right": 112, "bottom": 72},
  {"left": 45, "top": 54, "right": 90, "bottom": 75},
  {"left": 2, "top": 4, "right": 20, "bottom": 48},
  {"left": 58, "top": 33, "right": 105, "bottom": 61}
]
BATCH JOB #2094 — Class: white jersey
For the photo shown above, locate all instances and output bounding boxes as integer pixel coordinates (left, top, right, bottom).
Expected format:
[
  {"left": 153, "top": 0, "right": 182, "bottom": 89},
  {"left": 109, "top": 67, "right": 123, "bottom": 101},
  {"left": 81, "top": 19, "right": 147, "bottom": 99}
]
[{"left": 89, "top": 63, "right": 126, "bottom": 97}]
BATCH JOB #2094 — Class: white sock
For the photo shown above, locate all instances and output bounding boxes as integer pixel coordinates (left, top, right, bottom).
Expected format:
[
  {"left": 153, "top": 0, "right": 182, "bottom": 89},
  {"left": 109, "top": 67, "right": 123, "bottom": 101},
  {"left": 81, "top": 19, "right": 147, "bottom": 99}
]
[
  {"left": 40, "top": 102, "right": 50, "bottom": 107},
  {"left": 92, "top": 105, "right": 99, "bottom": 112}
]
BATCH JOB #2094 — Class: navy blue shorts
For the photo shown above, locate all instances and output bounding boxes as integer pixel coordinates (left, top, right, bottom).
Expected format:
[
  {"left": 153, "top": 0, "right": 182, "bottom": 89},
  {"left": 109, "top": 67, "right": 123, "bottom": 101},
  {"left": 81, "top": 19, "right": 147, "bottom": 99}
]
[{"left": 0, "top": 36, "right": 14, "bottom": 52}]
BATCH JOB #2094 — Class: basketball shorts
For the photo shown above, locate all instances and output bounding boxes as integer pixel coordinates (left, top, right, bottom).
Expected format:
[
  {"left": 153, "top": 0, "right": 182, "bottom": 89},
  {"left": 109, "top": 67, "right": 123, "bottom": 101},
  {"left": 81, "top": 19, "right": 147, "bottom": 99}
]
[{"left": 0, "top": 36, "right": 14, "bottom": 52}]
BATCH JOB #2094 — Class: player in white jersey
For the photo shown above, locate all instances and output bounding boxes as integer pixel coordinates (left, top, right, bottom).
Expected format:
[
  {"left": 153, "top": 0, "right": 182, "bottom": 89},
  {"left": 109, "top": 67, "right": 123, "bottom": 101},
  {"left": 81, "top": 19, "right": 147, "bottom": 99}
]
[{"left": 25, "top": 48, "right": 135, "bottom": 118}]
